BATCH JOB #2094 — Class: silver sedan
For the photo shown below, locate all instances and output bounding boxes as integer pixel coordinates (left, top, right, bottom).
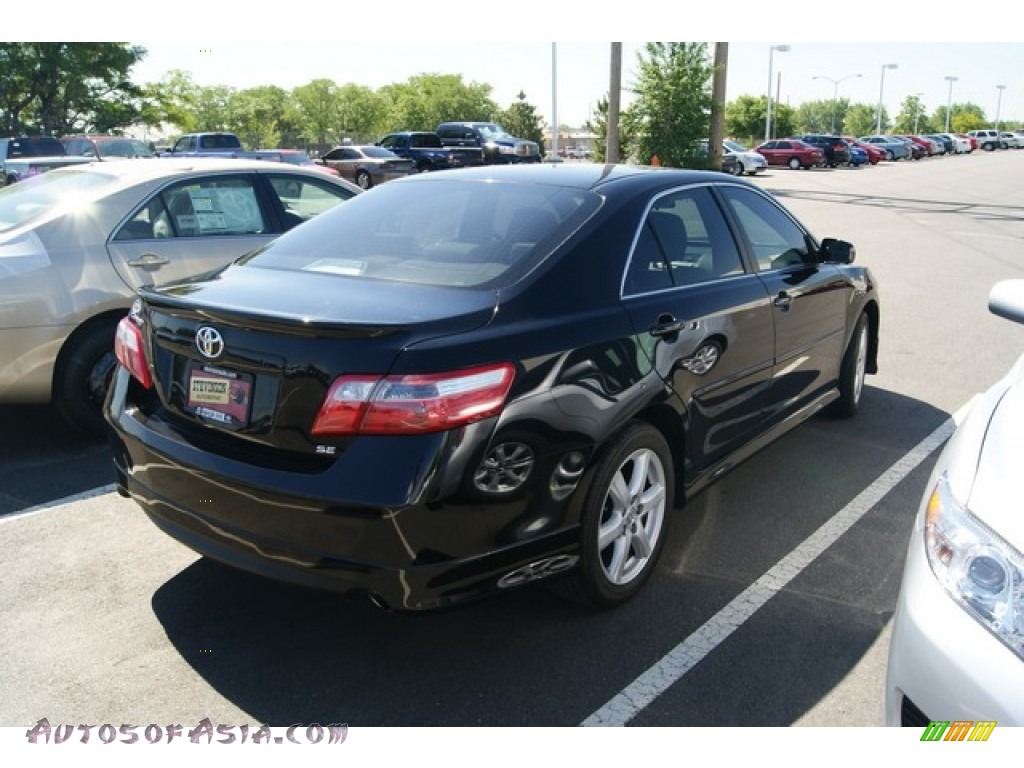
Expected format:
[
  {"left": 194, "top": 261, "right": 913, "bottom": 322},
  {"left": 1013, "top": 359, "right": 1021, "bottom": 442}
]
[{"left": 0, "top": 158, "right": 359, "bottom": 434}]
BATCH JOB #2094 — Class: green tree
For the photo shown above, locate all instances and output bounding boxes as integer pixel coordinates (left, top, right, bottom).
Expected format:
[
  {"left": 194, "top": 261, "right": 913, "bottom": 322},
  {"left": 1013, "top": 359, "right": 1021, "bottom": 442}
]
[
  {"left": 794, "top": 99, "right": 834, "bottom": 134},
  {"left": 336, "top": 84, "right": 389, "bottom": 144},
  {"left": 933, "top": 102, "right": 987, "bottom": 133},
  {"left": 628, "top": 42, "right": 713, "bottom": 168},
  {"left": 894, "top": 95, "right": 930, "bottom": 134},
  {"left": 381, "top": 73, "right": 498, "bottom": 132},
  {"left": 724, "top": 94, "right": 767, "bottom": 145},
  {"left": 143, "top": 69, "right": 200, "bottom": 133},
  {"left": 497, "top": 91, "right": 546, "bottom": 152},
  {"left": 292, "top": 79, "right": 340, "bottom": 149},
  {"left": 0, "top": 42, "right": 145, "bottom": 135},
  {"left": 585, "top": 95, "right": 632, "bottom": 163},
  {"left": 192, "top": 85, "right": 236, "bottom": 132},
  {"left": 843, "top": 103, "right": 879, "bottom": 136},
  {"left": 231, "top": 86, "right": 287, "bottom": 149}
]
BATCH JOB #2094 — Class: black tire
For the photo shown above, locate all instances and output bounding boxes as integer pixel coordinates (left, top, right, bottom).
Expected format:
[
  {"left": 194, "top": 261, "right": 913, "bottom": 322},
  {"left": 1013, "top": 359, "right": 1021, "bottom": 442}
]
[
  {"left": 551, "top": 422, "right": 673, "bottom": 609},
  {"left": 788, "top": 157, "right": 801, "bottom": 170},
  {"left": 53, "top": 321, "right": 119, "bottom": 436},
  {"left": 416, "top": 161, "right": 432, "bottom": 173},
  {"left": 735, "top": 161, "right": 745, "bottom": 176},
  {"left": 885, "top": 150, "right": 894, "bottom": 161},
  {"left": 355, "top": 170, "right": 372, "bottom": 189},
  {"left": 827, "top": 313, "right": 869, "bottom": 419}
]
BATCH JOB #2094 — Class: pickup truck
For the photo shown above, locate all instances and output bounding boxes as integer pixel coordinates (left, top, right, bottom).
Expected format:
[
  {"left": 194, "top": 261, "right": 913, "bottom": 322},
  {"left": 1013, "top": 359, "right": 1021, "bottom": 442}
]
[
  {"left": 376, "top": 131, "right": 484, "bottom": 173},
  {"left": 436, "top": 122, "right": 541, "bottom": 164},
  {"left": 160, "top": 132, "right": 279, "bottom": 160},
  {"left": 0, "top": 136, "right": 91, "bottom": 186}
]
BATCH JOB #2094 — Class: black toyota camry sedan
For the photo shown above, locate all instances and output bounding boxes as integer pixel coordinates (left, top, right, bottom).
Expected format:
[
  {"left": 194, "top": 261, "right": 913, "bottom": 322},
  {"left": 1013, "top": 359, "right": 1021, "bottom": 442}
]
[{"left": 106, "top": 163, "right": 879, "bottom": 611}]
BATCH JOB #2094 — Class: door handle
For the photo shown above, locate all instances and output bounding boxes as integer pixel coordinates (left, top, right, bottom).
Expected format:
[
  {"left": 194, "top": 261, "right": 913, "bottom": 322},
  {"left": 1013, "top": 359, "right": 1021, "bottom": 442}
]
[
  {"left": 649, "top": 315, "right": 692, "bottom": 338},
  {"left": 126, "top": 253, "right": 170, "bottom": 269},
  {"left": 773, "top": 292, "right": 792, "bottom": 310}
]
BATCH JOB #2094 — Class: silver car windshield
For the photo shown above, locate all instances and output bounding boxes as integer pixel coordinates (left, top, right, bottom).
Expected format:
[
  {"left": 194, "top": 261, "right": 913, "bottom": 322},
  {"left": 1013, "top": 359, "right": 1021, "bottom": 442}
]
[{"left": 0, "top": 169, "right": 118, "bottom": 233}]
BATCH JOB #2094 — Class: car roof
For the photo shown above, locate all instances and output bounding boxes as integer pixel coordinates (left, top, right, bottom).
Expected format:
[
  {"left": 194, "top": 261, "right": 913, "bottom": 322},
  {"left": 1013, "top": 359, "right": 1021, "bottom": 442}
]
[{"left": 389, "top": 162, "right": 736, "bottom": 193}]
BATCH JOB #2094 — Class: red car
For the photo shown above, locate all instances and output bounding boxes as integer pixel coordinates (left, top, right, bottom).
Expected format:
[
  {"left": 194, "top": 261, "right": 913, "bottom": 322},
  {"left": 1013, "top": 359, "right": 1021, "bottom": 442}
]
[
  {"left": 753, "top": 139, "right": 824, "bottom": 169},
  {"left": 843, "top": 137, "right": 886, "bottom": 164}
]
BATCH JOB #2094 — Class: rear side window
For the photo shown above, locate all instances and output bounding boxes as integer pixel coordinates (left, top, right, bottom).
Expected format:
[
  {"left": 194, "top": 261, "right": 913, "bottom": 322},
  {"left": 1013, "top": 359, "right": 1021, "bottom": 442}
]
[
  {"left": 7, "top": 137, "right": 65, "bottom": 157},
  {"left": 624, "top": 186, "right": 744, "bottom": 295}
]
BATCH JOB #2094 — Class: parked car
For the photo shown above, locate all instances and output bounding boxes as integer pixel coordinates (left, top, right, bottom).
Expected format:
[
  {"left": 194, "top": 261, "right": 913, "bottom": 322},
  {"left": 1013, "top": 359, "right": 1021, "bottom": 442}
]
[
  {"left": 61, "top": 135, "right": 156, "bottom": 160},
  {"left": 891, "top": 136, "right": 927, "bottom": 160},
  {"left": 999, "top": 132, "right": 1021, "bottom": 149},
  {"left": 902, "top": 135, "right": 942, "bottom": 156},
  {"left": 1, "top": 136, "right": 92, "bottom": 186},
  {"left": 262, "top": 148, "right": 341, "bottom": 177},
  {"left": 847, "top": 144, "right": 869, "bottom": 166},
  {"left": 844, "top": 137, "right": 886, "bottom": 165},
  {"left": 0, "top": 159, "right": 359, "bottom": 434},
  {"left": 376, "top": 131, "right": 484, "bottom": 173},
  {"left": 922, "top": 134, "right": 953, "bottom": 154},
  {"left": 886, "top": 279, "right": 1024, "bottom": 727},
  {"left": 436, "top": 121, "right": 542, "bottom": 164},
  {"left": 723, "top": 139, "right": 768, "bottom": 176},
  {"left": 794, "top": 134, "right": 852, "bottom": 167},
  {"left": 858, "top": 135, "right": 911, "bottom": 161},
  {"left": 967, "top": 129, "right": 1002, "bottom": 151},
  {"left": 940, "top": 133, "right": 973, "bottom": 154},
  {"left": 753, "top": 139, "right": 824, "bottom": 169},
  {"left": 958, "top": 133, "right": 980, "bottom": 152},
  {"left": 106, "top": 164, "right": 879, "bottom": 612},
  {"left": 317, "top": 145, "right": 415, "bottom": 189}
]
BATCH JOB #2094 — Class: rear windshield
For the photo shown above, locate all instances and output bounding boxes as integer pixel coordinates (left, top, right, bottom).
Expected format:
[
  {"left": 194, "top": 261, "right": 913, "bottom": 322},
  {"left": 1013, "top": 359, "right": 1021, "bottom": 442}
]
[
  {"left": 197, "top": 134, "right": 242, "bottom": 149},
  {"left": 0, "top": 168, "right": 118, "bottom": 232},
  {"left": 6, "top": 137, "right": 65, "bottom": 157},
  {"left": 96, "top": 138, "right": 155, "bottom": 158},
  {"left": 241, "top": 177, "right": 601, "bottom": 288}
]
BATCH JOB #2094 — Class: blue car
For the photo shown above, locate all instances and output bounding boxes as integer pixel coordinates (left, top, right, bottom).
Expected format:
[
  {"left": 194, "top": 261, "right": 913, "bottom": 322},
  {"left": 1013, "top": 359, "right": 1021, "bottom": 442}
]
[
  {"left": 858, "top": 135, "right": 911, "bottom": 161},
  {"left": 848, "top": 145, "right": 869, "bottom": 166}
]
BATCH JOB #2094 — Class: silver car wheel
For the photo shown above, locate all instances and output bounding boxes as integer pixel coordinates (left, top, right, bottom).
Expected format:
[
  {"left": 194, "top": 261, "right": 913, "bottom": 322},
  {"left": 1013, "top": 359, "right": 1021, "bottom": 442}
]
[{"left": 596, "top": 447, "right": 667, "bottom": 586}]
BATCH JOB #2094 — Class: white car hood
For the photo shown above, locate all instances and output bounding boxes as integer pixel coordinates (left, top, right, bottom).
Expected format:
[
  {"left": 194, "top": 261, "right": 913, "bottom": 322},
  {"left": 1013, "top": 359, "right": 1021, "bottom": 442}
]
[{"left": 949, "top": 352, "right": 1024, "bottom": 551}]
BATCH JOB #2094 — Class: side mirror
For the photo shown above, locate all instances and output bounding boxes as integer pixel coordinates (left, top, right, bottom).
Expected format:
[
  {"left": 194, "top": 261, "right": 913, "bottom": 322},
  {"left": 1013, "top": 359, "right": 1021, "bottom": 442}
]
[
  {"left": 989, "top": 280, "right": 1024, "bottom": 326},
  {"left": 819, "top": 237, "right": 855, "bottom": 264}
]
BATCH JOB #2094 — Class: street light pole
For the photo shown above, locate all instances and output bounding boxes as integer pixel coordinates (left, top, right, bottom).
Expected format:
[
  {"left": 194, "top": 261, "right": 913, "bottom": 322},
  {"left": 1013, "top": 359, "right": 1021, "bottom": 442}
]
[
  {"left": 765, "top": 44, "right": 790, "bottom": 142},
  {"left": 944, "top": 76, "right": 958, "bottom": 133},
  {"left": 995, "top": 84, "right": 1006, "bottom": 133},
  {"left": 875, "top": 63, "right": 898, "bottom": 135},
  {"left": 913, "top": 93, "right": 924, "bottom": 134},
  {"left": 812, "top": 73, "right": 861, "bottom": 134}
]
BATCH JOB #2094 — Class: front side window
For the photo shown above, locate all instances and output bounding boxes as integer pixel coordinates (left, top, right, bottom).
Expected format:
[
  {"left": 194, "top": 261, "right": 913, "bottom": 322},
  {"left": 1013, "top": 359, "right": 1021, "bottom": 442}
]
[
  {"left": 718, "top": 187, "right": 813, "bottom": 272},
  {"left": 116, "top": 175, "right": 267, "bottom": 240}
]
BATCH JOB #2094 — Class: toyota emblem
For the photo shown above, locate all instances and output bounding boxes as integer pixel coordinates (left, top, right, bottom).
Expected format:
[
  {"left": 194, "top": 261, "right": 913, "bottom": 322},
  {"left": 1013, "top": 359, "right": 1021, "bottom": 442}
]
[{"left": 195, "top": 327, "right": 225, "bottom": 359}]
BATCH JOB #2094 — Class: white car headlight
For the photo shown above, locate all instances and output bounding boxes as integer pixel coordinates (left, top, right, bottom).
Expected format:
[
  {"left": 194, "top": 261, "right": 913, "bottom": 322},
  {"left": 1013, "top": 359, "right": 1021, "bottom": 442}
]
[{"left": 925, "top": 473, "right": 1024, "bottom": 659}]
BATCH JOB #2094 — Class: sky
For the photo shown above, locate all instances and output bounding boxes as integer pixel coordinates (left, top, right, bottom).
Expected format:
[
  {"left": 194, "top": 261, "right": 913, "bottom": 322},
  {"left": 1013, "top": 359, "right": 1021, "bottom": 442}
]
[
  {"left": 126, "top": 40, "right": 1023, "bottom": 133},
  {"left": 26, "top": 4, "right": 1020, "bottom": 132}
]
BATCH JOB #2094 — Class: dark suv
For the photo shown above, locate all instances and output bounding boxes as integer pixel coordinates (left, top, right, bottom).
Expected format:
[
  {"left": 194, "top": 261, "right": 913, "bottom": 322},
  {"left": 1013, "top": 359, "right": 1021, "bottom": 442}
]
[{"left": 795, "top": 134, "right": 852, "bottom": 167}]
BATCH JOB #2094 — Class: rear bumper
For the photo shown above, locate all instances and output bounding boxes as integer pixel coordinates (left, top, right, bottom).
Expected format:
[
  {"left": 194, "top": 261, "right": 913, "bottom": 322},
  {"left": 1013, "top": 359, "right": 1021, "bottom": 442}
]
[{"left": 106, "top": 370, "right": 587, "bottom": 611}]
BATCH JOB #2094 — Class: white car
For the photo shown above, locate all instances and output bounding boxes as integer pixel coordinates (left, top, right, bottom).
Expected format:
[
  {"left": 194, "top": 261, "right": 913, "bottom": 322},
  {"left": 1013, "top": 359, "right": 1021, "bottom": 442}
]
[
  {"left": 937, "top": 133, "right": 972, "bottom": 154},
  {"left": 723, "top": 140, "right": 768, "bottom": 176},
  {"left": 885, "top": 279, "right": 1024, "bottom": 726},
  {"left": 1000, "top": 132, "right": 1021, "bottom": 149}
]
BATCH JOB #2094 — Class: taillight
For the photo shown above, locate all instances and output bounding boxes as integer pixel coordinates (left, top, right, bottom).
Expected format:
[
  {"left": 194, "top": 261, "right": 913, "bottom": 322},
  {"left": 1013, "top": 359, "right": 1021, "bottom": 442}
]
[
  {"left": 312, "top": 363, "right": 515, "bottom": 436},
  {"left": 114, "top": 315, "right": 152, "bottom": 389}
]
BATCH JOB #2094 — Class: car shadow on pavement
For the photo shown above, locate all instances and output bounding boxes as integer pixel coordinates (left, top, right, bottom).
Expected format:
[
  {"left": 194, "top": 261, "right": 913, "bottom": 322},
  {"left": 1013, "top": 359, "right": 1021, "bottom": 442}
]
[{"left": 148, "top": 384, "right": 950, "bottom": 727}]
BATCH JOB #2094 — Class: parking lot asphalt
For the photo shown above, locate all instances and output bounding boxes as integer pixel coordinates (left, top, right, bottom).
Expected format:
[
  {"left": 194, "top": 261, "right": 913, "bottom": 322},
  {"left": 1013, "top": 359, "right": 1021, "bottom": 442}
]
[{"left": 2, "top": 152, "right": 1023, "bottom": 747}]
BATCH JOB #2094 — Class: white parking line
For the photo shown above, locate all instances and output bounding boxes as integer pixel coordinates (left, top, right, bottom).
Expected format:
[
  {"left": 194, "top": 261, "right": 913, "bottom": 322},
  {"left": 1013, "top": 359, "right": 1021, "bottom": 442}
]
[
  {"left": 581, "top": 413, "right": 962, "bottom": 727},
  {"left": 0, "top": 484, "right": 116, "bottom": 525}
]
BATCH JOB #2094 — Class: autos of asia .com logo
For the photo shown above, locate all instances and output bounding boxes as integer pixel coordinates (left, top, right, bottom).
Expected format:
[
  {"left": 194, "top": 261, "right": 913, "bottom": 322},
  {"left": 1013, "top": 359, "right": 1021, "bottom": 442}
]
[{"left": 920, "top": 720, "right": 996, "bottom": 742}]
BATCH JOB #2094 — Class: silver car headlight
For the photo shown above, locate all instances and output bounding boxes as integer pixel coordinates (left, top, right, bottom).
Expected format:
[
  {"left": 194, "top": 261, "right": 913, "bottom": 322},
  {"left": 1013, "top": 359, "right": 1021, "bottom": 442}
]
[{"left": 925, "top": 473, "right": 1024, "bottom": 660}]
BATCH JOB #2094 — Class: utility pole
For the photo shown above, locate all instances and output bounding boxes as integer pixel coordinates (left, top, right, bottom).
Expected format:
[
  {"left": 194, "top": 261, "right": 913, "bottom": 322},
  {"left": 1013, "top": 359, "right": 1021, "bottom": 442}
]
[
  {"left": 709, "top": 43, "right": 728, "bottom": 169},
  {"left": 607, "top": 43, "right": 622, "bottom": 163}
]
